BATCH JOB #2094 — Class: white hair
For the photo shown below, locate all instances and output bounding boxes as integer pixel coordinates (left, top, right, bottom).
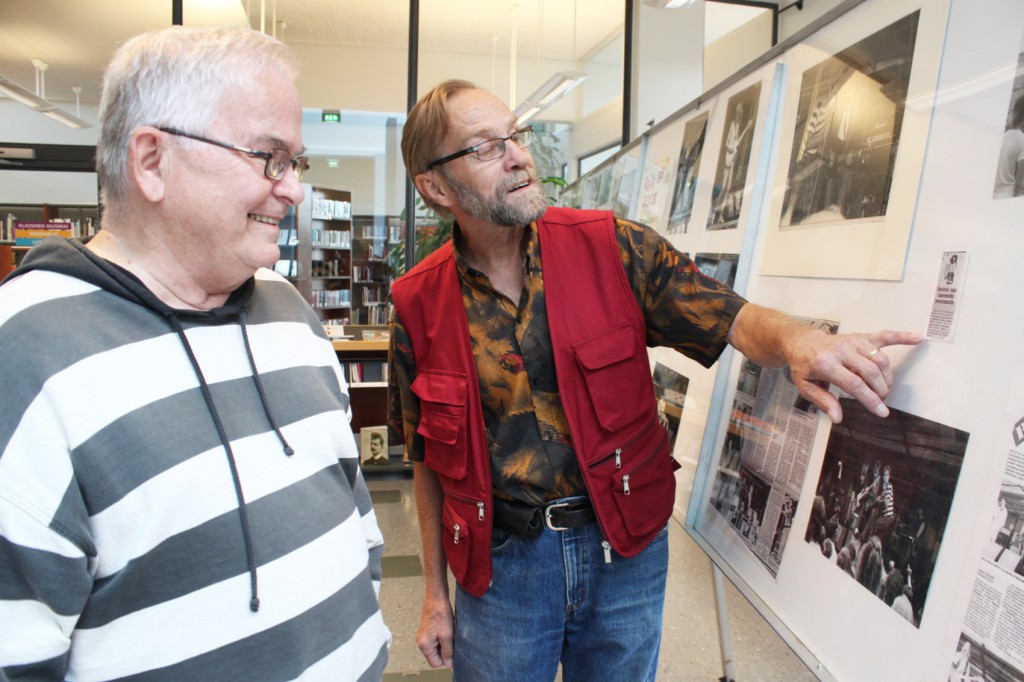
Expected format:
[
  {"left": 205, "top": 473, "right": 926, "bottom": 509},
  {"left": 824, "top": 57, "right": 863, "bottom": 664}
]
[{"left": 96, "top": 25, "right": 300, "bottom": 208}]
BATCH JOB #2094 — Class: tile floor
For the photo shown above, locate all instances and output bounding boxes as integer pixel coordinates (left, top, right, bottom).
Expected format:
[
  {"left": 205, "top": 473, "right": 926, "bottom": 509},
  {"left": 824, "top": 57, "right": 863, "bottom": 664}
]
[{"left": 368, "top": 474, "right": 816, "bottom": 681}]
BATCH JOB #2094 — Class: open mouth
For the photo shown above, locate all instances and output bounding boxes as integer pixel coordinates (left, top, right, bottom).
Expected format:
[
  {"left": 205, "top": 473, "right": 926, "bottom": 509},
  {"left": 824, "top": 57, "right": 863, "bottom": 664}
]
[
  {"left": 508, "top": 178, "right": 531, "bottom": 193},
  {"left": 248, "top": 213, "right": 280, "bottom": 225}
]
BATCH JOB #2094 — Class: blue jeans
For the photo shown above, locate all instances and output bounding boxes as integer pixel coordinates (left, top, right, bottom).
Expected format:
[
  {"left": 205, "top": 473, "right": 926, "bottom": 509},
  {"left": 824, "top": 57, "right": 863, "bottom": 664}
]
[{"left": 453, "top": 518, "right": 669, "bottom": 682}]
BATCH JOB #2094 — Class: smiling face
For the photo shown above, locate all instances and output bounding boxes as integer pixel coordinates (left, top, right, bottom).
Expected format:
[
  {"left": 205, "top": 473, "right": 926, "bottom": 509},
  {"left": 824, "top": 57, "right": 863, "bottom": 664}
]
[
  {"left": 427, "top": 88, "right": 547, "bottom": 229},
  {"left": 163, "top": 69, "right": 305, "bottom": 294}
]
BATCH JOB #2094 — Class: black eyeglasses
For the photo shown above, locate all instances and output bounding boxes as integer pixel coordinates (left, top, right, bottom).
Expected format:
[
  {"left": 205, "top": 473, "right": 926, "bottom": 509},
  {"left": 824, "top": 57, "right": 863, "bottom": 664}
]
[
  {"left": 157, "top": 126, "right": 309, "bottom": 181},
  {"left": 425, "top": 126, "right": 534, "bottom": 171}
]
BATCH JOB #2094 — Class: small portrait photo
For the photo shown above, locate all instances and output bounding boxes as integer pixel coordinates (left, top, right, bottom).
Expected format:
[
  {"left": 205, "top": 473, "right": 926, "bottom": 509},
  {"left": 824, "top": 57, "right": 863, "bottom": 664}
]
[{"left": 360, "top": 426, "right": 389, "bottom": 466}]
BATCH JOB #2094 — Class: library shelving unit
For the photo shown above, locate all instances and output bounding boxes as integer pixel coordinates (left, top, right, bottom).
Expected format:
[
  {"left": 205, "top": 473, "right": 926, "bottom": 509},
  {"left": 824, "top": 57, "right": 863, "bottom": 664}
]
[
  {"left": 351, "top": 215, "right": 400, "bottom": 325},
  {"left": 2, "top": 203, "right": 99, "bottom": 275},
  {"left": 333, "top": 333, "right": 407, "bottom": 475},
  {"left": 295, "top": 185, "right": 352, "bottom": 325}
]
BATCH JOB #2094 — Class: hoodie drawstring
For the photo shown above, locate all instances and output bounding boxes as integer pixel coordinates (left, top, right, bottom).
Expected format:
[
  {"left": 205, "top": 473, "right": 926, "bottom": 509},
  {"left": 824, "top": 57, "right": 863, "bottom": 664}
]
[
  {"left": 166, "top": 312, "right": 263, "bottom": 612},
  {"left": 239, "top": 309, "right": 295, "bottom": 457}
]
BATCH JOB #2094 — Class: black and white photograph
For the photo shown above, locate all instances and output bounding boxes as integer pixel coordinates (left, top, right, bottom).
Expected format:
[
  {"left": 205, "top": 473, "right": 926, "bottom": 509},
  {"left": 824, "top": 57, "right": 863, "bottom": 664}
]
[
  {"left": 981, "top": 485, "right": 1024, "bottom": 576},
  {"left": 666, "top": 112, "right": 710, "bottom": 234},
  {"left": 806, "top": 397, "right": 968, "bottom": 629},
  {"left": 992, "top": 34, "right": 1024, "bottom": 200},
  {"left": 360, "top": 425, "right": 389, "bottom": 466},
  {"left": 781, "top": 11, "right": 920, "bottom": 227},
  {"left": 708, "top": 82, "right": 762, "bottom": 230},
  {"left": 653, "top": 362, "right": 690, "bottom": 456},
  {"left": 948, "top": 632, "right": 1021, "bottom": 682},
  {"left": 694, "top": 252, "right": 740, "bottom": 289},
  {"left": 710, "top": 466, "right": 772, "bottom": 548}
]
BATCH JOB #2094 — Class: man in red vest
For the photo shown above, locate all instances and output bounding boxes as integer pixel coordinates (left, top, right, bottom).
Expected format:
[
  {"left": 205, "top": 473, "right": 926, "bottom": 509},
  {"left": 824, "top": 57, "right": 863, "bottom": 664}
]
[{"left": 388, "top": 79, "right": 921, "bottom": 681}]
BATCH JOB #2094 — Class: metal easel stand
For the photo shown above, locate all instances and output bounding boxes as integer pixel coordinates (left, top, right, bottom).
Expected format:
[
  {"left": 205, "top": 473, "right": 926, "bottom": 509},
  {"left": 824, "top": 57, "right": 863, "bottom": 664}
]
[{"left": 713, "top": 563, "right": 738, "bottom": 682}]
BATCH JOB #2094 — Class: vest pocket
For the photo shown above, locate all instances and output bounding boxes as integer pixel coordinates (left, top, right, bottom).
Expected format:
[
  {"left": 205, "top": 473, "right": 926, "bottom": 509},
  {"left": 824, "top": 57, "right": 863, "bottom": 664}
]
[
  {"left": 572, "top": 323, "right": 650, "bottom": 432},
  {"left": 442, "top": 500, "right": 472, "bottom": 585},
  {"left": 413, "top": 369, "right": 469, "bottom": 480},
  {"left": 590, "top": 421, "right": 676, "bottom": 538}
]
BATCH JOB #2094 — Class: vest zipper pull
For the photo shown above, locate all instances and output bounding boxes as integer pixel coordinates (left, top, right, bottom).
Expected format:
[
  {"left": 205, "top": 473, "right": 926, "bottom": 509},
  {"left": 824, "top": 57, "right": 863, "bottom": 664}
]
[
  {"left": 602, "top": 540, "right": 612, "bottom": 564},
  {"left": 453, "top": 523, "right": 461, "bottom": 544},
  {"left": 623, "top": 474, "right": 631, "bottom": 495},
  {"left": 614, "top": 448, "right": 622, "bottom": 469},
  {"left": 477, "top": 501, "right": 485, "bottom": 521}
]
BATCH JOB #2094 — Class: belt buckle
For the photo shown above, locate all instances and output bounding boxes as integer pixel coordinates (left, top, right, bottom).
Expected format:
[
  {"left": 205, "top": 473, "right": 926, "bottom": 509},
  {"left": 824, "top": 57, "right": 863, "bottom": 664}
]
[{"left": 544, "top": 501, "right": 572, "bottom": 531}]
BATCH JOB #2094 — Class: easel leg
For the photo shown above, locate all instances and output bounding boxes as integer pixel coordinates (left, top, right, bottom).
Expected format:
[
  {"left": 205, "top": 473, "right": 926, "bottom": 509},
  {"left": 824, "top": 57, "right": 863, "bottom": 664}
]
[{"left": 713, "top": 563, "right": 737, "bottom": 682}]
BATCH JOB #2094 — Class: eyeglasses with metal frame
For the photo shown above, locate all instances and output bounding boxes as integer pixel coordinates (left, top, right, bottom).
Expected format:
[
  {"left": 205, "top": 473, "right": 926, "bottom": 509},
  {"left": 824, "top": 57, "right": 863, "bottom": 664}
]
[
  {"left": 157, "top": 126, "right": 309, "bottom": 181},
  {"left": 425, "top": 126, "right": 534, "bottom": 171}
]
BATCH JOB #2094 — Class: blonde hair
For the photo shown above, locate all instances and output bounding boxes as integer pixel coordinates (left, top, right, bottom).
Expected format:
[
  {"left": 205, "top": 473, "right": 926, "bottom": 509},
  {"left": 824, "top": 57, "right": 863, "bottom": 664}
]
[{"left": 401, "top": 79, "right": 479, "bottom": 214}]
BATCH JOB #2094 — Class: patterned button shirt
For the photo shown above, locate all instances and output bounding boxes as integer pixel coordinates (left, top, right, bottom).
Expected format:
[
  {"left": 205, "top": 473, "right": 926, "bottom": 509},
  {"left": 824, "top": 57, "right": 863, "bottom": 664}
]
[{"left": 388, "top": 216, "right": 746, "bottom": 506}]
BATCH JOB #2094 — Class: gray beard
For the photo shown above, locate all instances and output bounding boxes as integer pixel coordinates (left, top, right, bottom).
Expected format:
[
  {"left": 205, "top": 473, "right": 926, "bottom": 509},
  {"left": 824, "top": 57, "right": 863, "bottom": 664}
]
[{"left": 445, "top": 169, "right": 547, "bottom": 228}]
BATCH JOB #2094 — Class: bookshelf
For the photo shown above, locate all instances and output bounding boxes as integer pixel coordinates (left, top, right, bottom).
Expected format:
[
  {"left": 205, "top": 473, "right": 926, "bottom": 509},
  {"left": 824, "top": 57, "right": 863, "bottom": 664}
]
[
  {"left": 351, "top": 215, "right": 400, "bottom": 325},
  {"left": 3, "top": 203, "right": 99, "bottom": 274},
  {"left": 295, "top": 185, "right": 352, "bottom": 325},
  {"left": 333, "top": 335, "right": 407, "bottom": 474}
]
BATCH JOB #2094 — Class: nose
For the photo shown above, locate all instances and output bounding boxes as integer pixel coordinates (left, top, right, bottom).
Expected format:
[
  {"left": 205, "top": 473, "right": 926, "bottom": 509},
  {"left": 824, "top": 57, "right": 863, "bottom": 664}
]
[
  {"left": 503, "top": 138, "right": 534, "bottom": 171},
  {"left": 274, "top": 167, "right": 306, "bottom": 205}
]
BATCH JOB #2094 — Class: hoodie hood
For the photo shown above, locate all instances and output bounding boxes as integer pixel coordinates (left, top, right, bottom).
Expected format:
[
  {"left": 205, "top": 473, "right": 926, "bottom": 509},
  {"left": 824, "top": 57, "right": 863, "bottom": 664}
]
[
  {"left": 7, "top": 237, "right": 256, "bottom": 321},
  {"left": 7, "top": 237, "right": 292, "bottom": 612}
]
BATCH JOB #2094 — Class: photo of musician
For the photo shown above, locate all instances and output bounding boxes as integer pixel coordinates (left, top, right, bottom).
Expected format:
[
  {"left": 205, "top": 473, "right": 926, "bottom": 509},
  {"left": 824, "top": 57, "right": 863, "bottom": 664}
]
[
  {"left": 781, "top": 12, "right": 920, "bottom": 227},
  {"left": 708, "top": 82, "right": 761, "bottom": 230}
]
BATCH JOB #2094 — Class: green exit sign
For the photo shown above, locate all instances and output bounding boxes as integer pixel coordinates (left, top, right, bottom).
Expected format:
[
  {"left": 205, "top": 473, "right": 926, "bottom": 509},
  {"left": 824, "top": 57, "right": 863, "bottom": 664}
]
[{"left": 322, "top": 110, "right": 341, "bottom": 123}]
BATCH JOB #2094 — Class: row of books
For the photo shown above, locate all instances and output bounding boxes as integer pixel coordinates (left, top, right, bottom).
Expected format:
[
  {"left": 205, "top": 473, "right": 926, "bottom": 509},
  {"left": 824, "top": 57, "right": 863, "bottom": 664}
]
[
  {"left": 311, "top": 197, "right": 352, "bottom": 221},
  {"left": 342, "top": 361, "right": 388, "bottom": 384},
  {"left": 361, "top": 302, "right": 392, "bottom": 325},
  {"left": 3, "top": 216, "right": 98, "bottom": 244},
  {"left": 311, "top": 258, "right": 349, "bottom": 278},
  {"left": 352, "top": 265, "right": 385, "bottom": 282},
  {"left": 359, "top": 224, "right": 389, "bottom": 240},
  {"left": 311, "top": 229, "right": 352, "bottom": 249},
  {"left": 311, "top": 289, "right": 351, "bottom": 308},
  {"left": 357, "top": 285, "right": 387, "bottom": 304}
]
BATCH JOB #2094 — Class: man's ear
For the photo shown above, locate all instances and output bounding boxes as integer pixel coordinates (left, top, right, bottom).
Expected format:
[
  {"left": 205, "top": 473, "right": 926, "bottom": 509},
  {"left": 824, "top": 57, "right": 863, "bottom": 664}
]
[
  {"left": 414, "top": 171, "right": 454, "bottom": 211},
  {"left": 128, "top": 127, "right": 167, "bottom": 203}
]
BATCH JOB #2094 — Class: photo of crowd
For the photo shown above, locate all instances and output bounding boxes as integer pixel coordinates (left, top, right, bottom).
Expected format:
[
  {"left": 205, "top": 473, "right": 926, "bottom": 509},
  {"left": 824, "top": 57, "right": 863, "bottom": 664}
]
[{"left": 806, "top": 397, "right": 968, "bottom": 628}]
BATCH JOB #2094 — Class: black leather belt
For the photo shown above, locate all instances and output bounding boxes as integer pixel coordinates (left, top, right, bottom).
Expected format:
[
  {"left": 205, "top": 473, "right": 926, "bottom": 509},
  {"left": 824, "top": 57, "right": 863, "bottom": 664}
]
[{"left": 492, "top": 496, "right": 596, "bottom": 538}]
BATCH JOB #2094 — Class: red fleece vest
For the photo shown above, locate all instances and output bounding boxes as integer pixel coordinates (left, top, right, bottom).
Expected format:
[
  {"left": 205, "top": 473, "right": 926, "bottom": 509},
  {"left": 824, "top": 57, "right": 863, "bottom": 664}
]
[{"left": 391, "top": 207, "right": 675, "bottom": 597}]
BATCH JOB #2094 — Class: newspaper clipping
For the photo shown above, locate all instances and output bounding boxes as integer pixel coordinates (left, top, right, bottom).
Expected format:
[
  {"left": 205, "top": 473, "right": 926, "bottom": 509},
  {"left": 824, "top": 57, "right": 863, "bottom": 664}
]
[
  {"left": 944, "top": 371, "right": 1024, "bottom": 681},
  {"left": 707, "top": 316, "right": 837, "bottom": 577}
]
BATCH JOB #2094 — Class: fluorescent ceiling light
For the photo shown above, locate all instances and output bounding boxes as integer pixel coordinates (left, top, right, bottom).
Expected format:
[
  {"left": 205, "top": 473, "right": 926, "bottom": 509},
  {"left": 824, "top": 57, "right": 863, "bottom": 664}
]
[
  {"left": 643, "top": 0, "right": 698, "bottom": 8},
  {"left": 0, "top": 71, "right": 91, "bottom": 129},
  {"left": 513, "top": 71, "right": 588, "bottom": 126}
]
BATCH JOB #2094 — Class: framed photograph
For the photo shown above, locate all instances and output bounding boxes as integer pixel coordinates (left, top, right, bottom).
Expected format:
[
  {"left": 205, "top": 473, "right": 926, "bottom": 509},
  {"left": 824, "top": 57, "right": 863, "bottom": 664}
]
[
  {"left": 694, "top": 252, "right": 740, "bottom": 288},
  {"left": 760, "top": 2, "right": 949, "bottom": 279},
  {"left": 635, "top": 116, "right": 688, "bottom": 229},
  {"left": 806, "top": 398, "right": 968, "bottom": 630},
  {"left": 360, "top": 425, "right": 389, "bottom": 466},
  {"left": 707, "top": 81, "right": 762, "bottom": 231},
  {"left": 992, "top": 32, "right": 1024, "bottom": 200},
  {"left": 653, "top": 362, "right": 690, "bottom": 458},
  {"left": 665, "top": 111, "right": 711, "bottom": 234},
  {"left": 610, "top": 143, "right": 644, "bottom": 217}
]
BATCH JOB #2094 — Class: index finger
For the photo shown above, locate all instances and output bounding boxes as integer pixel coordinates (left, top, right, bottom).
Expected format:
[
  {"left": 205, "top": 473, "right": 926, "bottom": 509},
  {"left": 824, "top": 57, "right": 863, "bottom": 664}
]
[{"left": 866, "top": 330, "right": 924, "bottom": 351}]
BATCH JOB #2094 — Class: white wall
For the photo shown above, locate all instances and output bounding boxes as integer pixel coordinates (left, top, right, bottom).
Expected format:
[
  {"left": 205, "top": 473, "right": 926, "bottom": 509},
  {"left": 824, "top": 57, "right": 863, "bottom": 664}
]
[
  {"left": 0, "top": 101, "right": 99, "bottom": 205},
  {"left": 777, "top": 0, "right": 847, "bottom": 41},
  {"left": 703, "top": 10, "right": 773, "bottom": 90},
  {"left": 630, "top": 0, "right": 705, "bottom": 141}
]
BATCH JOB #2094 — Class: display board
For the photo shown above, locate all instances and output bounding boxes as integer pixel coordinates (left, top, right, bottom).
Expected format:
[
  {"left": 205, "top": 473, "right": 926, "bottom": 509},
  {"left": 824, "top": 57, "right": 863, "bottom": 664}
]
[
  {"left": 686, "top": 0, "right": 1024, "bottom": 679},
  {"left": 564, "top": 0, "right": 1024, "bottom": 679}
]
